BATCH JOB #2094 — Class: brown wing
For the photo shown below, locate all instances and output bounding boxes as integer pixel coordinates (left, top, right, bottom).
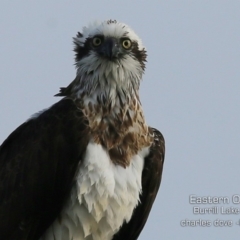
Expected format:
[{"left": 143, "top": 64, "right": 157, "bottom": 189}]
[
  {"left": 0, "top": 98, "right": 89, "bottom": 240},
  {"left": 112, "top": 128, "right": 165, "bottom": 240}
]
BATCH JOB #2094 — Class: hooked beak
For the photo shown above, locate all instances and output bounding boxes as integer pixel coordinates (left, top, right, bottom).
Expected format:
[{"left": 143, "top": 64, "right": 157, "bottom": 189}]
[{"left": 98, "top": 38, "right": 120, "bottom": 60}]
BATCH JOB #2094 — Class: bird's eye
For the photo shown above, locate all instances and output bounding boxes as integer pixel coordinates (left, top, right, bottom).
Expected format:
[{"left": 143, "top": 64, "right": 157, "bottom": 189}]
[
  {"left": 92, "top": 37, "right": 102, "bottom": 47},
  {"left": 122, "top": 39, "right": 132, "bottom": 49}
]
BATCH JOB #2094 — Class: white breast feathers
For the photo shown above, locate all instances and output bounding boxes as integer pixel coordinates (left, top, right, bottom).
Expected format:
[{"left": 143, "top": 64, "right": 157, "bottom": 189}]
[{"left": 40, "top": 141, "right": 149, "bottom": 240}]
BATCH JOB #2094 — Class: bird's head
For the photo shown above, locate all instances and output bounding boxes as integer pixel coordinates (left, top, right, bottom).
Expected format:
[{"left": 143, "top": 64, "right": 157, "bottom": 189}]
[
  {"left": 73, "top": 20, "right": 146, "bottom": 68},
  {"left": 65, "top": 20, "right": 146, "bottom": 97},
  {"left": 56, "top": 20, "right": 147, "bottom": 106}
]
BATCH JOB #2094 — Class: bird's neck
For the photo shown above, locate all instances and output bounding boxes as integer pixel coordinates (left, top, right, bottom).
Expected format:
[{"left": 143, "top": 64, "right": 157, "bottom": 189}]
[
  {"left": 68, "top": 60, "right": 152, "bottom": 167},
  {"left": 74, "top": 85, "right": 152, "bottom": 167}
]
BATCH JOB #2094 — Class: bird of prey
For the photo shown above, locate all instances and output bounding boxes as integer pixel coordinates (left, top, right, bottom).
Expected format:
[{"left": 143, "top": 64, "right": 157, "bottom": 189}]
[{"left": 0, "top": 20, "right": 165, "bottom": 240}]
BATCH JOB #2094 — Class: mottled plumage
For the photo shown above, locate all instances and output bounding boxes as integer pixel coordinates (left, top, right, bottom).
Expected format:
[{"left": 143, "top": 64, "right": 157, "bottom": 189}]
[{"left": 0, "top": 20, "right": 165, "bottom": 240}]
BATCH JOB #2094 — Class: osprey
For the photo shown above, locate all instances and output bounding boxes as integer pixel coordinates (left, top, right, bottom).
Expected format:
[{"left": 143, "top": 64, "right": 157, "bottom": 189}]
[{"left": 0, "top": 20, "right": 165, "bottom": 240}]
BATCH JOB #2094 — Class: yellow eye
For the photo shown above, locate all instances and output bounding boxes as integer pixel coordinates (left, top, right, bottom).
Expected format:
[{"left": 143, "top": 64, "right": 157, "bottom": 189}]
[
  {"left": 122, "top": 39, "right": 132, "bottom": 49},
  {"left": 92, "top": 37, "right": 102, "bottom": 47}
]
